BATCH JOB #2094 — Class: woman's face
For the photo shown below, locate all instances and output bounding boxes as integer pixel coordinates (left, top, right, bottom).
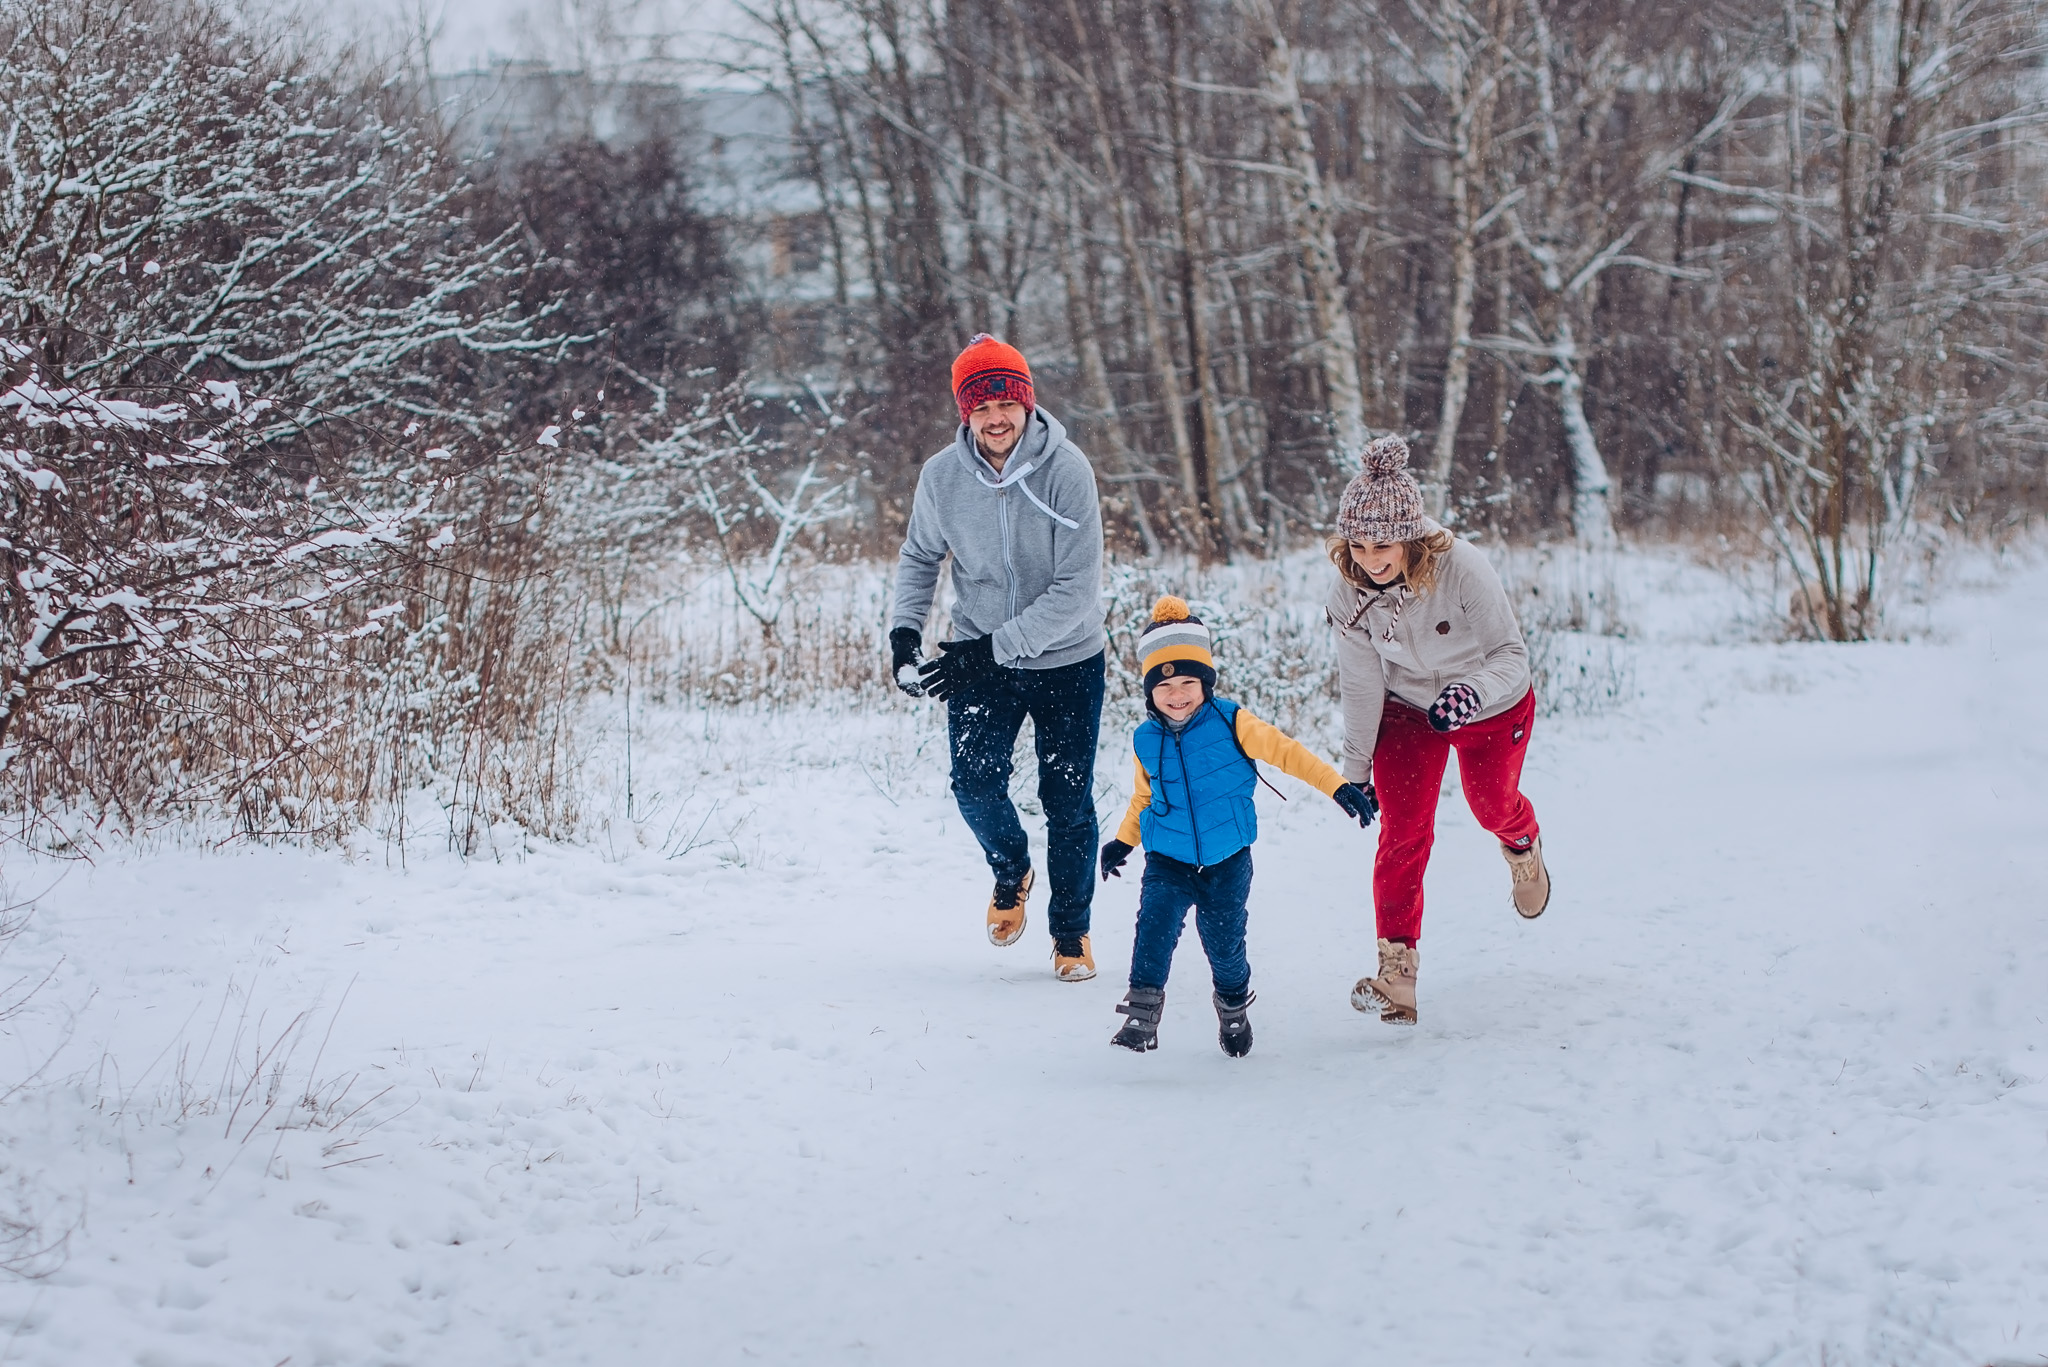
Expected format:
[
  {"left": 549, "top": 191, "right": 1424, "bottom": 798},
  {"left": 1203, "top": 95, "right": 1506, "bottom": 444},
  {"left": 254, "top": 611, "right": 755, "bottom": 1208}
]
[{"left": 1349, "top": 540, "right": 1408, "bottom": 585}]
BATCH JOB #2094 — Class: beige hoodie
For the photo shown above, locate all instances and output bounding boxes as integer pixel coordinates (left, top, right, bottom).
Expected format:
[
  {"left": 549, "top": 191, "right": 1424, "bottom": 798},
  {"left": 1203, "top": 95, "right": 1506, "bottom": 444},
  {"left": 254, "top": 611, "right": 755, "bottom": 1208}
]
[{"left": 1324, "top": 538, "right": 1532, "bottom": 784}]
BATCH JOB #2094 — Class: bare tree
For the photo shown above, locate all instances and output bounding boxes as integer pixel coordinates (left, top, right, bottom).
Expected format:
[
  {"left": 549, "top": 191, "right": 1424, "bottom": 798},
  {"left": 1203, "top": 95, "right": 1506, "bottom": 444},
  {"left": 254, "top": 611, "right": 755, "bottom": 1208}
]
[
  {"left": 0, "top": 0, "right": 582, "bottom": 435},
  {"left": 1697, "top": 0, "right": 2047, "bottom": 636}
]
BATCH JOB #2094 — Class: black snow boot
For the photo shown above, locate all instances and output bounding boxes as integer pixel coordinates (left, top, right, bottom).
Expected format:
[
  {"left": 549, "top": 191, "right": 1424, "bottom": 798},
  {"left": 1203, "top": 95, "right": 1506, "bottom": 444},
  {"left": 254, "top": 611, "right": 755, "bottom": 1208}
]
[
  {"left": 1214, "top": 989, "right": 1256, "bottom": 1058},
  {"left": 1111, "top": 987, "right": 1165, "bottom": 1052}
]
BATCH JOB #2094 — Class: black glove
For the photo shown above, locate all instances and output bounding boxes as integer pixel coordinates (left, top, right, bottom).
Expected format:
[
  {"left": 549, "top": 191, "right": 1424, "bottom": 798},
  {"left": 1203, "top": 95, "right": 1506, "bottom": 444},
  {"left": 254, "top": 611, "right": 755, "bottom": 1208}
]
[
  {"left": 1100, "top": 839, "right": 1135, "bottom": 880},
  {"left": 916, "top": 634, "right": 996, "bottom": 701},
  {"left": 1427, "top": 682, "right": 1483, "bottom": 733},
  {"left": 889, "top": 627, "right": 925, "bottom": 696},
  {"left": 1333, "top": 782, "right": 1378, "bottom": 828}
]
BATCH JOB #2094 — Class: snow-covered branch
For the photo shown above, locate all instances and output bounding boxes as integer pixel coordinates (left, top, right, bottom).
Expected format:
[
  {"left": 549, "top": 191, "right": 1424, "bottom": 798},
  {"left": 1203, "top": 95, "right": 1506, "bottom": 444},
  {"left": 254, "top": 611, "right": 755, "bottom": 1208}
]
[{"left": 0, "top": 340, "right": 432, "bottom": 771}]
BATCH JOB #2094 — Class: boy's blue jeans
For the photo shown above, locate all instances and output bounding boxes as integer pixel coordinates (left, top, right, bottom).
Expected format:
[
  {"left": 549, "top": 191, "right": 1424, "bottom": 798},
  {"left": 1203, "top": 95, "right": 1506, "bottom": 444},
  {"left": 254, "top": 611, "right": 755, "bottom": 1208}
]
[
  {"left": 946, "top": 651, "right": 1105, "bottom": 941},
  {"left": 1129, "top": 847, "right": 1253, "bottom": 999}
]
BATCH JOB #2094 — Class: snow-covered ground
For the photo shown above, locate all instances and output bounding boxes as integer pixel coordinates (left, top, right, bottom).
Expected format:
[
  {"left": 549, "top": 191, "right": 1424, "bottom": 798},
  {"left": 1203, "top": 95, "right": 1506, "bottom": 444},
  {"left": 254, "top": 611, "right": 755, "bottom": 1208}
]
[{"left": 2, "top": 548, "right": 2045, "bottom": 1366}]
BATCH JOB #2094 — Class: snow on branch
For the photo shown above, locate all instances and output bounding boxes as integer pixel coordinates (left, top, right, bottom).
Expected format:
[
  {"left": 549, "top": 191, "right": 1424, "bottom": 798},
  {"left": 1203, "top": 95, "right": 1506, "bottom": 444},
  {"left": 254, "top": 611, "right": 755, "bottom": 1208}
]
[
  {"left": 0, "top": 339, "right": 432, "bottom": 786},
  {"left": 0, "top": 0, "right": 588, "bottom": 436}
]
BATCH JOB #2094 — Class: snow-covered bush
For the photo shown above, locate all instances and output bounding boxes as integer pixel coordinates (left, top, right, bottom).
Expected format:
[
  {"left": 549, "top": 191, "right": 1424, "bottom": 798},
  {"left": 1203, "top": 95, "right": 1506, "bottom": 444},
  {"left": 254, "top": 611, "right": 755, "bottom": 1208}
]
[
  {"left": 1102, "top": 553, "right": 1344, "bottom": 748},
  {"left": 0, "top": 0, "right": 575, "bottom": 432},
  {"left": 556, "top": 378, "right": 859, "bottom": 644},
  {"left": 0, "top": 338, "right": 436, "bottom": 841},
  {"left": 0, "top": 0, "right": 624, "bottom": 849},
  {"left": 606, "top": 536, "right": 1636, "bottom": 758}
]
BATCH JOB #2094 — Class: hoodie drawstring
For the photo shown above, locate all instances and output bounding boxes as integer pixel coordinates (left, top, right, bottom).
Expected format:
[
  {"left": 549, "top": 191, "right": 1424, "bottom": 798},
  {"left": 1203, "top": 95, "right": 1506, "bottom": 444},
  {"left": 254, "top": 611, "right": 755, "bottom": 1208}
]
[{"left": 972, "top": 458, "right": 1081, "bottom": 530}]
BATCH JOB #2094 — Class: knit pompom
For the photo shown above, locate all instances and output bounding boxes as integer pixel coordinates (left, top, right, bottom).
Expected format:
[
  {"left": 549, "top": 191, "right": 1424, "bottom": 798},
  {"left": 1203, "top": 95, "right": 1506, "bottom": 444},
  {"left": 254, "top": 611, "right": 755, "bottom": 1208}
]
[
  {"left": 1362, "top": 434, "right": 1411, "bottom": 475},
  {"left": 1151, "top": 594, "right": 1191, "bottom": 624}
]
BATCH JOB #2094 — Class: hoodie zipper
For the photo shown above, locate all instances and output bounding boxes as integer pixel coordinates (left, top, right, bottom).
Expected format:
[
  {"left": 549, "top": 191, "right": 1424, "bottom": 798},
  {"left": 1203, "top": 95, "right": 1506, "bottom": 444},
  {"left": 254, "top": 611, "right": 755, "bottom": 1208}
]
[{"left": 997, "top": 486, "right": 1017, "bottom": 624}]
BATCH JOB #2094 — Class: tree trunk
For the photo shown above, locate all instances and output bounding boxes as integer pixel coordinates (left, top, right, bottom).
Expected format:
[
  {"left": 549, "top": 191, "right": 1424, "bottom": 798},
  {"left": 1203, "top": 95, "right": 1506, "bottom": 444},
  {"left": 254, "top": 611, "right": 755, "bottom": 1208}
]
[
  {"left": 1063, "top": 0, "right": 1210, "bottom": 555},
  {"left": 1548, "top": 319, "right": 1616, "bottom": 548},
  {"left": 1165, "top": 0, "right": 1247, "bottom": 551},
  {"left": 1425, "top": 0, "right": 1508, "bottom": 521},
  {"left": 1060, "top": 189, "right": 1162, "bottom": 557},
  {"left": 1238, "top": 0, "right": 1370, "bottom": 465}
]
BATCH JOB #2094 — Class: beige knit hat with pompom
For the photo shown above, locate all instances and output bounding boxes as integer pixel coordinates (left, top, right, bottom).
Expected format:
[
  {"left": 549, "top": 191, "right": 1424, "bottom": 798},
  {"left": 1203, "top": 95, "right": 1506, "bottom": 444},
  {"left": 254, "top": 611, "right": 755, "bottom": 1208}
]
[{"left": 1335, "top": 435, "right": 1428, "bottom": 543}]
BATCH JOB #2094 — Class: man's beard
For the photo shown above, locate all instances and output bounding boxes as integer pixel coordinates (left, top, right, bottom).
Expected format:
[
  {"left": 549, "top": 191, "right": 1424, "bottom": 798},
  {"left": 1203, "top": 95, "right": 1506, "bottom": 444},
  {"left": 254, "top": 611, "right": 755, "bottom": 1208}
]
[{"left": 976, "top": 428, "right": 1023, "bottom": 461}]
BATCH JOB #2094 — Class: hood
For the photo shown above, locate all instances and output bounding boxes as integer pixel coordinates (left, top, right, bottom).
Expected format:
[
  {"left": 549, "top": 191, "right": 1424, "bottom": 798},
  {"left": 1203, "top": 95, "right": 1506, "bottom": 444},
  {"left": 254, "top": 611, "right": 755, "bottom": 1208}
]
[{"left": 950, "top": 407, "right": 1068, "bottom": 486}]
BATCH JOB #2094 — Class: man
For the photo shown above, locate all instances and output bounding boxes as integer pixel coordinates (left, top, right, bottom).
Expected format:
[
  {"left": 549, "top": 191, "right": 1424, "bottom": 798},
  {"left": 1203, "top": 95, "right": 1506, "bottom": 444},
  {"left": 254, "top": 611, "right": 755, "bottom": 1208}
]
[{"left": 889, "top": 334, "right": 1107, "bottom": 982}]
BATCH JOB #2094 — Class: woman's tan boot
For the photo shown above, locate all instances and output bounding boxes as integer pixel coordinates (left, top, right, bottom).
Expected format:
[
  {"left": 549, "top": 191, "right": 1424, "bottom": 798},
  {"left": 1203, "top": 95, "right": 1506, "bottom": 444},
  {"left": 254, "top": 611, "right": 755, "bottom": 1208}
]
[
  {"left": 987, "top": 868, "right": 1032, "bottom": 946},
  {"left": 1501, "top": 836, "right": 1550, "bottom": 918},
  {"left": 1352, "top": 938, "right": 1420, "bottom": 1024}
]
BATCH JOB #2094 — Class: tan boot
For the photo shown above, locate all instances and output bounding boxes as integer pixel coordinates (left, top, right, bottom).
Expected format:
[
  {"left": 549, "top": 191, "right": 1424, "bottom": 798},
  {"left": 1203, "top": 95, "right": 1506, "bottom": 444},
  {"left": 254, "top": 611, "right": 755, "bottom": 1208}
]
[
  {"left": 987, "top": 868, "right": 1032, "bottom": 946},
  {"left": 1052, "top": 934, "right": 1096, "bottom": 982},
  {"left": 1352, "top": 938, "right": 1420, "bottom": 1024},
  {"left": 1502, "top": 836, "right": 1550, "bottom": 919}
]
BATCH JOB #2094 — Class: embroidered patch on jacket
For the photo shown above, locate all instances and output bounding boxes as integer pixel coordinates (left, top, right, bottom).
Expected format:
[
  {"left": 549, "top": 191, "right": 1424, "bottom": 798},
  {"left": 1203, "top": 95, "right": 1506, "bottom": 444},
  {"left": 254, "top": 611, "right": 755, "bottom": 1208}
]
[{"left": 1436, "top": 620, "right": 1451, "bottom": 634}]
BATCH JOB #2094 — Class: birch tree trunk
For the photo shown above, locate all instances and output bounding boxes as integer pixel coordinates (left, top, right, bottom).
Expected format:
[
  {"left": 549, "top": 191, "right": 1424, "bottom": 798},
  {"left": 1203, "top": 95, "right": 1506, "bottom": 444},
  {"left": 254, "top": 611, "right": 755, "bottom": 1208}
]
[
  {"left": 1061, "top": 189, "right": 1163, "bottom": 557},
  {"left": 1237, "top": 0, "right": 1369, "bottom": 465},
  {"left": 1166, "top": 0, "right": 1252, "bottom": 550},
  {"left": 1063, "top": 0, "right": 1212, "bottom": 555},
  {"left": 1545, "top": 319, "right": 1617, "bottom": 548},
  {"left": 1424, "top": 0, "right": 1510, "bottom": 520}
]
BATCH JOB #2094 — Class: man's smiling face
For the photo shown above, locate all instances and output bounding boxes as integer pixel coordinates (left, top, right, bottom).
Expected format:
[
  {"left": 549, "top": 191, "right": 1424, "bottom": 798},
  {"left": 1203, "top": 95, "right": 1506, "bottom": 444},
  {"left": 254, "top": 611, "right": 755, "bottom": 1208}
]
[{"left": 967, "top": 398, "right": 1029, "bottom": 458}]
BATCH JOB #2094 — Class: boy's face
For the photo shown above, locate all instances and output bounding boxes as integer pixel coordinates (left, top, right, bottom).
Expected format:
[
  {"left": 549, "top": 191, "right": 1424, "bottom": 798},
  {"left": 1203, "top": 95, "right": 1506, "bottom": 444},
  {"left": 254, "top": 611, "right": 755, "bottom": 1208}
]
[{"left": 1151, "top": 673, "right": 1205, "bottom": 722}]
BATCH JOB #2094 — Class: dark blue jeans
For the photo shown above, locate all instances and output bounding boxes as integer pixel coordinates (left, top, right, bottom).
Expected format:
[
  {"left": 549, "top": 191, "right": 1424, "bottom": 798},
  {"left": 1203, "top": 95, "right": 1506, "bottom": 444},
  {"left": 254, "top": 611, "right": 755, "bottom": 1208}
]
[
  {"left": 1129, "top": 847, "right": 1253, "bottom": 998},
  {"left": 947, "top": 650, "right": 1105, "bottom": 941}
]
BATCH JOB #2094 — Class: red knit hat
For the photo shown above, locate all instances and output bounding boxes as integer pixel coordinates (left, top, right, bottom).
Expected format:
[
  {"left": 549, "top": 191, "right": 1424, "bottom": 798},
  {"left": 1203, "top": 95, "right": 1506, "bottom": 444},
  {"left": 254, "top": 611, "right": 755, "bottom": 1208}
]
[{"left": 951, "top": 333, "right": 1035, "bottom": 422}]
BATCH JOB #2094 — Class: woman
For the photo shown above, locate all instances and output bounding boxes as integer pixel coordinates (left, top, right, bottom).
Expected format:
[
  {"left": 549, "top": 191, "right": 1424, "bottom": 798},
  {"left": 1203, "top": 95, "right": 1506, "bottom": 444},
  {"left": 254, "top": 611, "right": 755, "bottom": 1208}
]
[{"left": 1325, "top": 436, "right": 1550, "bottom": 1024}]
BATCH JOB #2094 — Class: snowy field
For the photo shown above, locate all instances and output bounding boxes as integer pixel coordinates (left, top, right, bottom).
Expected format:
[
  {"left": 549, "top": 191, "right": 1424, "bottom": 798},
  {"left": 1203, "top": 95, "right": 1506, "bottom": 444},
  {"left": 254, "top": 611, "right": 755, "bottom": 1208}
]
[{"left": 2, "top": 548, "right": 2045, "bottom": 1366}]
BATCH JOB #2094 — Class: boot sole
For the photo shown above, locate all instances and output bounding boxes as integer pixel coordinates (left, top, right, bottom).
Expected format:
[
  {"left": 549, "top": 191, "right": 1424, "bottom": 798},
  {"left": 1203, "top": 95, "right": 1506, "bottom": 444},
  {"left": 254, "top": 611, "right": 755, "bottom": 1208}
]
[
  {"left": 988, "top": 871, "right": 1032, "bottom": 946},
  {"left": 1111, "top": 1036, "right": 1157, "bottom": 1052},
  {"left": 1354, "top": 979, "right": 1418, "bottom": 1024},
  {"left": 1054, "top": 964, "right": 1096, "bottom": 982}
]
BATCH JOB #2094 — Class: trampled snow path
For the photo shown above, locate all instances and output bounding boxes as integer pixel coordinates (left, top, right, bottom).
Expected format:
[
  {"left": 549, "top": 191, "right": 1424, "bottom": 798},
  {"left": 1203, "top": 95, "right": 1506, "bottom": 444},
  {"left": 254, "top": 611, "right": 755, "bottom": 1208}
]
[{"left": 3, "top": 558, "right": 2045, "bottom": 1366}]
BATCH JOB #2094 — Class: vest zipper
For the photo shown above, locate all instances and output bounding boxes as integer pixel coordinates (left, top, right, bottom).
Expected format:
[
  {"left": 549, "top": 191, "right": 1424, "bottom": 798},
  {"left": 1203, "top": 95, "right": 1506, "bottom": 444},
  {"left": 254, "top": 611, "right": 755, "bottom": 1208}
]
[{"left": 1172, "top": 725, "right": 1203, "bottom": 868}]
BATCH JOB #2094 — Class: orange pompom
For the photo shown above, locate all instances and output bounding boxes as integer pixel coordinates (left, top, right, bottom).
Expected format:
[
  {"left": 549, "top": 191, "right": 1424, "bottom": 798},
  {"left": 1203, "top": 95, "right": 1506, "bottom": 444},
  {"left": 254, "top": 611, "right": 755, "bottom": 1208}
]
[{"left": 1151, "top": 595, "right": 1191, "bottom": 623}]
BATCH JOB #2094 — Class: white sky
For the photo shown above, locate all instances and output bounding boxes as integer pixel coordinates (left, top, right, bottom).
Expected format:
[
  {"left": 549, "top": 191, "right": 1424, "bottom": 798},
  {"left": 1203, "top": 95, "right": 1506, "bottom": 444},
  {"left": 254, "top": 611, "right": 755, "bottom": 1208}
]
[{"left": 321, "top": 0, "right": 752, "bottom": 75}]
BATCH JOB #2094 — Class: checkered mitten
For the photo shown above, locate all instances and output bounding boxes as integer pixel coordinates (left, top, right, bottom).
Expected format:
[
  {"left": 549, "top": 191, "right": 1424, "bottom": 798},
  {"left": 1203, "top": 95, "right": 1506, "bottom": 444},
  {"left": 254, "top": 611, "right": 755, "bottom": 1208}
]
[{"left": 1427, "top": 682, "right": 1482, "bottom": 733}]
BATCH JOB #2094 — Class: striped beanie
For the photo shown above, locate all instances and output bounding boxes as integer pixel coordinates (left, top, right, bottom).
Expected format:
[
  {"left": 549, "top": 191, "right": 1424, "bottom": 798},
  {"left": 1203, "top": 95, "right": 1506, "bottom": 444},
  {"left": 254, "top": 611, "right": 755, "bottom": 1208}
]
[
  {"left": 952, "top": 333, "right": 1035, "bottom": 422},
  {"left": 1137, "top": 595, "right": 1215, "bottom": 696},
  {"left": 1335, "top": 434, "right": 1429, "bottom": 544}
]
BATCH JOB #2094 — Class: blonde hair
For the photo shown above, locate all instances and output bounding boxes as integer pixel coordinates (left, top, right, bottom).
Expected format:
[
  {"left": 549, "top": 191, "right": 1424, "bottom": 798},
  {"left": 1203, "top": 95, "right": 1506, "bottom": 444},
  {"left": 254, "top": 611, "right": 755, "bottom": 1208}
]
[{"left": 1327, "top": 527, "right": 1456, "bottom": 597}]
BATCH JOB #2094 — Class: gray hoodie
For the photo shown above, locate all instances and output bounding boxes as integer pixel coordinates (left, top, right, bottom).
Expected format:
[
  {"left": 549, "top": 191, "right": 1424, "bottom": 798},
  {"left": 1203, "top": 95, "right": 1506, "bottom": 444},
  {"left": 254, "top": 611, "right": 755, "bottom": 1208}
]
[
  {"left": 890, "top": 408, "right": 1106, "bottom": 670},
  {"left": 1326, "top": 537, "right": 1532, "bottom": 784}
]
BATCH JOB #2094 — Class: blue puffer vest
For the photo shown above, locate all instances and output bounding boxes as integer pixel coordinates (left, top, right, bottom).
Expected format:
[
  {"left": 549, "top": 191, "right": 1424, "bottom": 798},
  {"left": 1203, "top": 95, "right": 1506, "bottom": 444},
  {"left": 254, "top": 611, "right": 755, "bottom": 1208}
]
[{"left": 1135, "top": 698, "right": 1257, "bottom": 867}]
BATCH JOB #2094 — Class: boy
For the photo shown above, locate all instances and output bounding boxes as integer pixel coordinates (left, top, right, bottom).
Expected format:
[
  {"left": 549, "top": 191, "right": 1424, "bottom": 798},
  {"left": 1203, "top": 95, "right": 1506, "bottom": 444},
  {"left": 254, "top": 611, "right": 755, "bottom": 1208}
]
[{"left": 1100, "top": 596, "right": 1378, "bottom": 1055}]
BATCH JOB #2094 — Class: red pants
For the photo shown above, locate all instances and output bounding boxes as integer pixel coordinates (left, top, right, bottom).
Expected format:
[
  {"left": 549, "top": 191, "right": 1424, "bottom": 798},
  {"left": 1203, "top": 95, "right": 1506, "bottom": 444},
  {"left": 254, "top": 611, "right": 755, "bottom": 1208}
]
[{"left": 1371, "top": 688, "right": 1539, "bottom": 942}]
